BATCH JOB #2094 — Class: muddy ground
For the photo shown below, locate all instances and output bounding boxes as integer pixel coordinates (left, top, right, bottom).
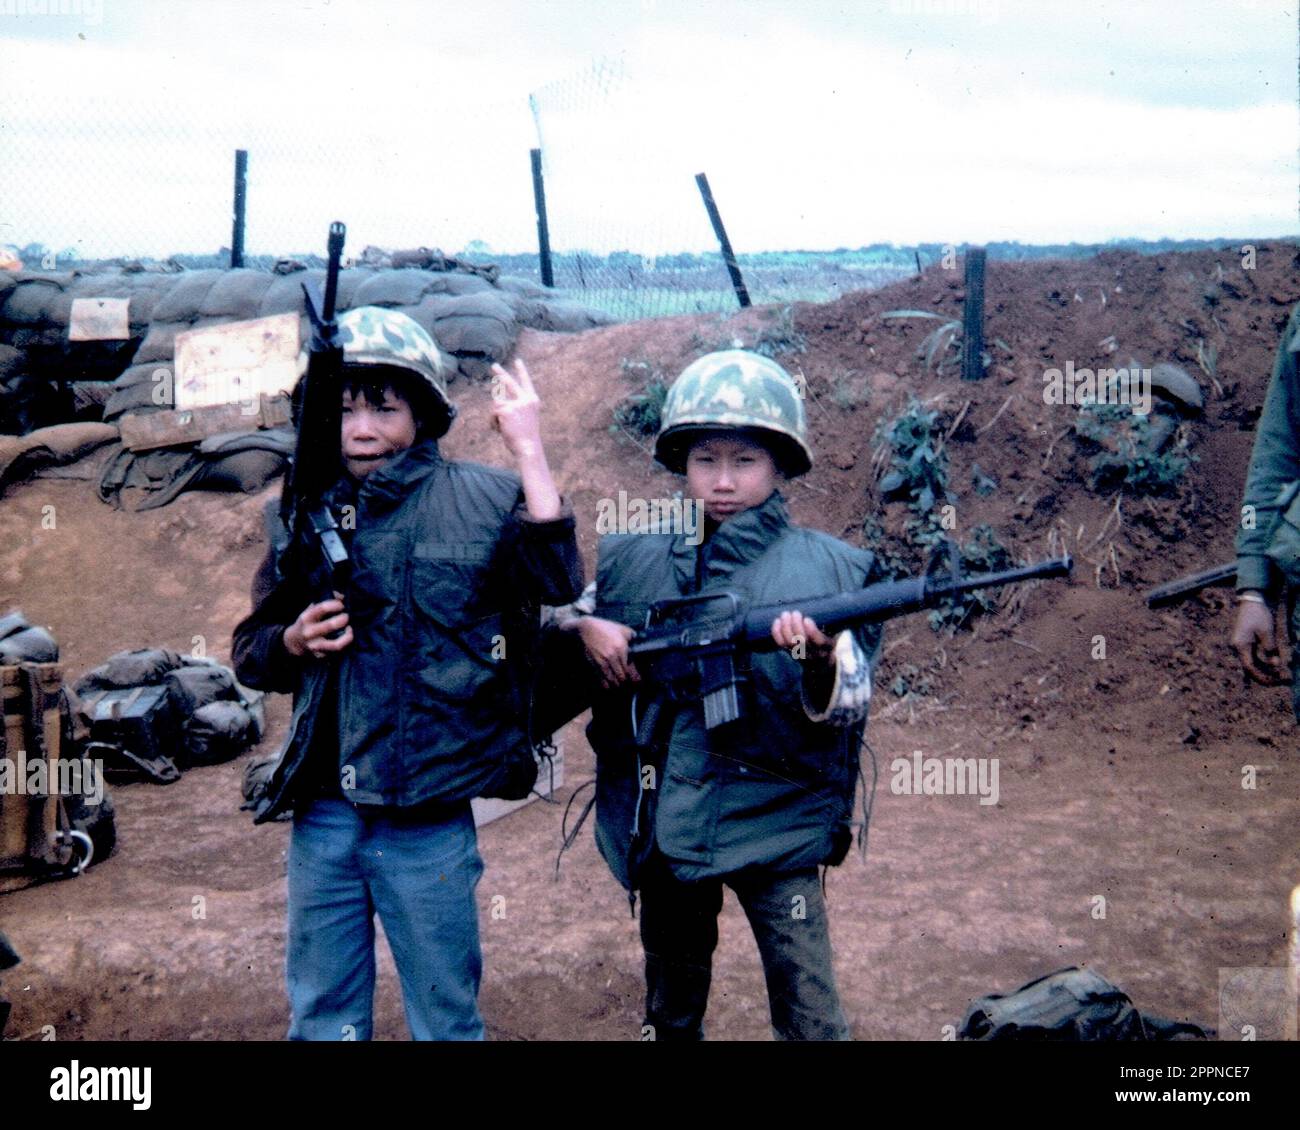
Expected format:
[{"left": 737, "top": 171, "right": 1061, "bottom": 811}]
[{"left": 1, "top": 244, "right": 1297, "bottom": 1040}]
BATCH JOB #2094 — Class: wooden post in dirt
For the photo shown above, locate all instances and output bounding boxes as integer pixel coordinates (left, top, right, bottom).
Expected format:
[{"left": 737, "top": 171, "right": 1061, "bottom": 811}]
[
  {"left": 530, "top": 148, "right": 554, "bottom": 289},
  {"left": 231, "top": 149, "right": 248, "bottom": 270},
  {"left": 961, "top": 246, "right": 987, "bottom": 380},
  {"left": 695, "top": 172, "right": 750, "bottom": 309}
]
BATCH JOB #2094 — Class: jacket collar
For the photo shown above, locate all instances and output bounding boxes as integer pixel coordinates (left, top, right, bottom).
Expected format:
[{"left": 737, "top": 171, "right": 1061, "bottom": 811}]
[
  {"left": 671, "top": 489, "right": 790, "bottom": 593},
  {"left": 338, "top": 438, "right": 443, "bottom": 513}
]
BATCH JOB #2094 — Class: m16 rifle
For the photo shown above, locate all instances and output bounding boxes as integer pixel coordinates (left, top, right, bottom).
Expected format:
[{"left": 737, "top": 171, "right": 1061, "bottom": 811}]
[
  {"left": 627, "top": 545, "right": 1074, "bottom": 730},
  {"left": 1144, "top": 561, "right": 1237, "bottom": 609},
  {"left": 279, "top": 222, "right": 353, "bottom": 609}
]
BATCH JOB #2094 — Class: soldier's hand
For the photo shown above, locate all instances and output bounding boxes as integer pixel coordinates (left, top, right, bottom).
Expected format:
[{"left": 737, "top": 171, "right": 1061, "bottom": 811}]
[
  {"left": 489, "top": 359, "right": 545, "bottom": 461},
  {"left": 577, "top": 616, "right": 640, "bottom": 688},
  {"left": 1231, "top": 599, "right": 1287, "bottom": 685},
  {"left": 771, "top": 611, "right": 834, "bottom": 666},
  {"left": 284, "top": 596, "right": 353, "bottom": 659}
]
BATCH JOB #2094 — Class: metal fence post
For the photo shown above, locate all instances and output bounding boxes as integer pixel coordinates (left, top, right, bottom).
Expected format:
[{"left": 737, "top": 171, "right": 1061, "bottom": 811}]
[
  {"left": 231, "top": 149, "right": 248, "bottom": 269},
  {"left": 530, "top": 148, "right": 554, "bottom": 288},
  {"left": 961, "top": 247, "right": 987, "bottom": 380},
  {"left": 695, "top": 172, "right": 750, "bottom": 309}
]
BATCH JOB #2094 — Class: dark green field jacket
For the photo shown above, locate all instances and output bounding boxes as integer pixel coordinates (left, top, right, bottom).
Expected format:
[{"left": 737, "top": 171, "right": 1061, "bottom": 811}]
[{"left": 587, "top": 490, "right": 883, "bottom": 889}]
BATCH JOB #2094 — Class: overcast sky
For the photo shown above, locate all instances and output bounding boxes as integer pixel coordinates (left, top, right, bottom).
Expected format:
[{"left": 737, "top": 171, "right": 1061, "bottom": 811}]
[{"left": 2, "top": 0, "right": 1297, "bottom": 259}]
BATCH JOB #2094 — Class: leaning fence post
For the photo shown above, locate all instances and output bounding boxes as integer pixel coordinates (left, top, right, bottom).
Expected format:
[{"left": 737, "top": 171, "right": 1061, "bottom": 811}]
[
  {"left": 961, "top": 247, "right": 987, "bottom": 380},
  {"left": 230, "top": 149, "right": 248, "bottom": 269},
  {"left": 695, "top": 172, "right": 750, "bottom": 309},
  {"left": 530, "top": 148, "right": 554, "bottom": 288}
]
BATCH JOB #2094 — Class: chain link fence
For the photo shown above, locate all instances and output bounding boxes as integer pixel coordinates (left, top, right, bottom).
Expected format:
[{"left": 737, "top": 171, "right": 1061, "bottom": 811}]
[{"left": 3, "top": 43, "right": 909, "bottom": 321}]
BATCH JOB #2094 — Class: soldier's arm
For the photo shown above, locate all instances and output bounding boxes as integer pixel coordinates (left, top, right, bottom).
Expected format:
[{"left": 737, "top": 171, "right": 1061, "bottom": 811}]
[{"left": 1236, "top": 303, "right": 1300, "bottom": 599}]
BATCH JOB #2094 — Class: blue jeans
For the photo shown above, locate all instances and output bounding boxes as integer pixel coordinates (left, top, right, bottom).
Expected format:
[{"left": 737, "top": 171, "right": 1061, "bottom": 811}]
[{"left": 286, "top": 796, "right": 485, "bottom": 1040}]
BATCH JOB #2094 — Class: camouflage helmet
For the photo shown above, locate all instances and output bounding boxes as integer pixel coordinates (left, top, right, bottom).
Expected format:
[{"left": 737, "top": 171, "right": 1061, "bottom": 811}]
[
  {"left": 330, "top": 306, "right": 455, "bottom": 435},
  {"left": 654, "top": 349, "right": 812, "bottom": 477}
]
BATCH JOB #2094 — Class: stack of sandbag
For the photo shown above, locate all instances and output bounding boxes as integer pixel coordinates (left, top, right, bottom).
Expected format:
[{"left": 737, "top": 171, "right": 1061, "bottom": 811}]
[
  {"left": 69, "top": 647, "right": 265, "bottom": 784},
  {"left": 0, "top": 261, "right": 617, "bottom": 433},
  {"left": 0, "top": 421, "right": 120, "bottom": 498},
  {"left": 0, "top": 268, "right": 177, "bottom": 428}
]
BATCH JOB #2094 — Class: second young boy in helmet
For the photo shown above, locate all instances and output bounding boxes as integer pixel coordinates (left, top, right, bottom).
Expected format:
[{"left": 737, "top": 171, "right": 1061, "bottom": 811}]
[{"left": 558, "top": 349, "right": 882, "bottom": 1040}]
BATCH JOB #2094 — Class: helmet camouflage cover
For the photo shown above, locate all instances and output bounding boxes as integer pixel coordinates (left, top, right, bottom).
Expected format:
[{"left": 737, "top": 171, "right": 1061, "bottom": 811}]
[
  {"left": 300, "top": 306, "right": 455, "bottom": 436},
  {"left": 654, "top": 349, "right": 812, "bottom": 476}
]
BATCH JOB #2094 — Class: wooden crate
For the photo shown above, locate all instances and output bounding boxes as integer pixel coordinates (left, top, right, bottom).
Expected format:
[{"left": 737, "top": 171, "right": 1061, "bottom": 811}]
[
  {"left": 118, "top": 393, "right": 291, "bottom": 452},
  {"left": 0, "top": 663, "right": 72, "bottom": 889}
]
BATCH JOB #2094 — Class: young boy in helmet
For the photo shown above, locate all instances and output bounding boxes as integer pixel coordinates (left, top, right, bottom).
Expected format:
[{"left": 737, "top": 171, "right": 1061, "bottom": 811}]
[
  {"left": 233, "top": 306, "right": 582, "bottom": 1040},
  {"left": 560, "top": 349, "right": 880, "bottom": 1040}
]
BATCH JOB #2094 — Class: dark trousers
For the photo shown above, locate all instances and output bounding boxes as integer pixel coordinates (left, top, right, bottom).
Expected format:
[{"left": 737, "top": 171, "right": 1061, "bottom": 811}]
[{"left": 638, "top": 854, "right": 851, "bottom": 1041}]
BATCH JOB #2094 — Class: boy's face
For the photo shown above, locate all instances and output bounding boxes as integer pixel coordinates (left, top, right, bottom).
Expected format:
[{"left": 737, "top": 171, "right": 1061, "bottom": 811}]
[
  {"left": 341, "top": 385, "right": 418, "bottom": 478},
  {"left": 685, "top": 434, "right": 779, "bottom": 523}
]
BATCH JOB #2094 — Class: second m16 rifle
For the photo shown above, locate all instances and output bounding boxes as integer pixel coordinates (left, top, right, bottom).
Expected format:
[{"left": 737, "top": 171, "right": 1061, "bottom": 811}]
[
  {"left": 1144, "top": 561, "right": 1237, "bottom": 609},
  {"left": 628, "top": 545, "right": 1074, "bottom": 730}
]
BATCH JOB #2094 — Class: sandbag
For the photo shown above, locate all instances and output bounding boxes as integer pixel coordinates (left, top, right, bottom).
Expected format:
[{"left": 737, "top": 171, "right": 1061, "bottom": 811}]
[
  {"left": 436, "top": 273, "right": 494, "bottom": 297},
  {"left": 104, "top": 361, "right": 172, "bottom": 419},
  {"left": 0, "top": 344, "right": 24, "bottom": 381},
  {"left": 527, "top": 298, "right": 618, "bottom": 332},
  {"left": 0, "top": 422, "right": 120, "bottom": 495},
  {"left": 494, "top": 276, "right": 549, "bottom": 299},
  {"left": 352, "top": 270, "right": 435, "bottom": 308},
  {"left": 5, "top": 327, "right": 66, "bottom": 349},
  {"left": 257, "top": 272, "right": 313, "bottom": 316},
  {"left": 133, "top": 322, "right": 184, "bottom": 364},
  {"left": 260, "top": 267, "right": 370, "bottom": 317},
  {"left": 198, "top": 269, "right": 274, "bottom": 318},
  {"left": 104, "top": 381, "right": 168, "bottom": 420},
  {"left": 3, "top": 278, "right": 67, "bottom": 325},
  {"left": 113, "top": 361, "right": 174, "bottom": 392},
  {"left": 98, "top": 429, "right": 291, "bottom": 511},
  {"left": 421, "top": 292, "right": 517, "bottom": 358},
  {"left": 70, "top": 380, "right": 114, "bottom": 416},
  {"left": 150, "top": 269, "right": 223, "bottom": 322},
  {"left": 122, "top": 281, "right": 165, "bottom": 325},
  {"left": 67, "top": 275, "right": 136, "bottom": 300}
]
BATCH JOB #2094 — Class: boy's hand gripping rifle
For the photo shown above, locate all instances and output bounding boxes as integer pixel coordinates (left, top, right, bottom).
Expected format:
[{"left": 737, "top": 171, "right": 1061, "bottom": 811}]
[{"left": 628, "top": 543, "right": 1073, "bottom": 730}]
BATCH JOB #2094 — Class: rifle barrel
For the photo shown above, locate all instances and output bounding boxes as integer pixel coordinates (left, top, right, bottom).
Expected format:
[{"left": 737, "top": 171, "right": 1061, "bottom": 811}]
[
  {"left": 1144, "top": 561, "right": 1237, "bottom": 608},
  {"left": 626, "top": 554, "right": 1074, "bottom": 656},
  {"left": 322, "top": 221, "right": 345, "bottom": 322}
]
